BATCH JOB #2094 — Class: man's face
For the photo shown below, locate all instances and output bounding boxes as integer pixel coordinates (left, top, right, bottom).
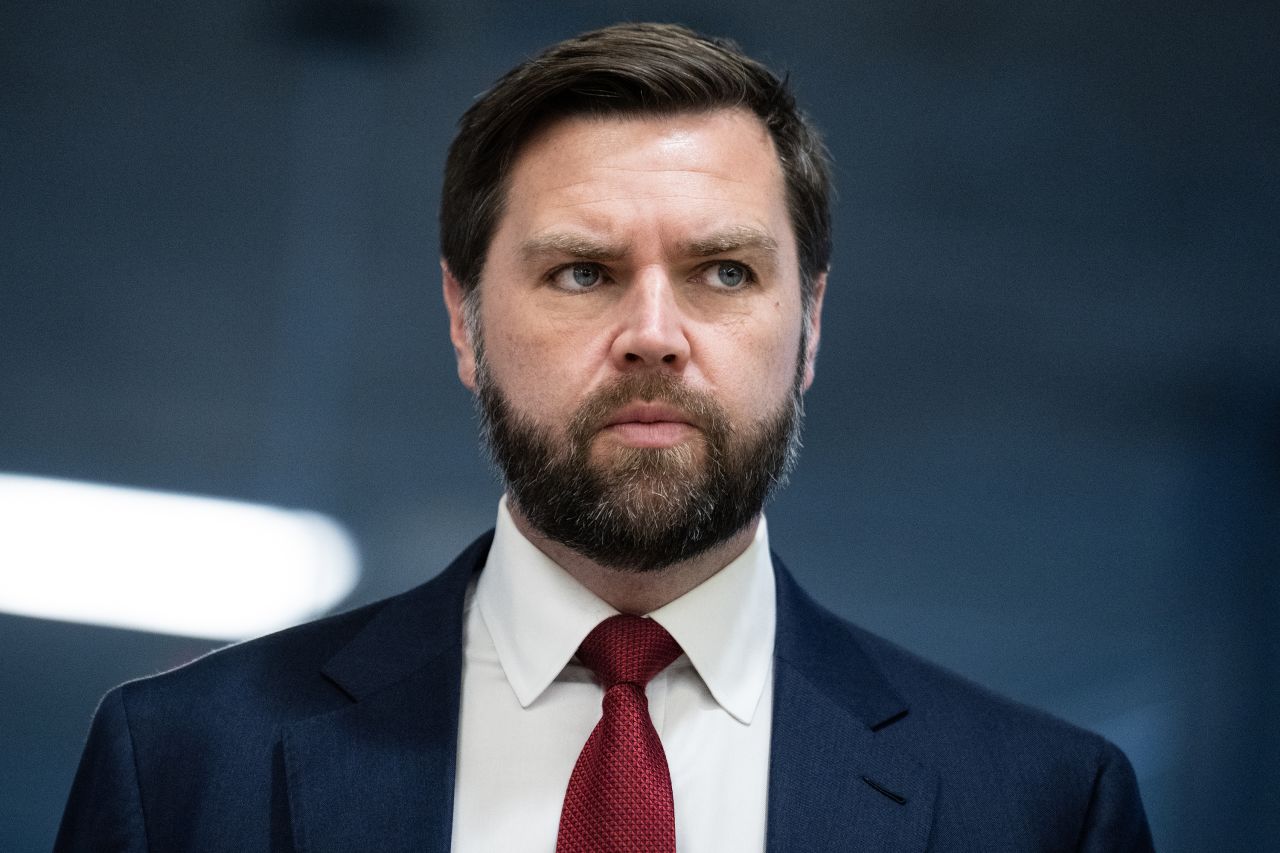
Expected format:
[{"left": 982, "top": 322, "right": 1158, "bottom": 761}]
[{"left": 444, "top": 108, "right": 825, "bottom": 570}]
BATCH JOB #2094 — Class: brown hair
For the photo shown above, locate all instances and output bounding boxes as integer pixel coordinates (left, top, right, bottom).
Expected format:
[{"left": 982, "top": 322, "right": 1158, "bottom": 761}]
[{"left": 439, "top": 22, "right": 832, "bottom": 310}]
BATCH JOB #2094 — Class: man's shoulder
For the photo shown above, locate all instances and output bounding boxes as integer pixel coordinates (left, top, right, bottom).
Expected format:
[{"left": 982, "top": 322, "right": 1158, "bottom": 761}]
[
  {"left": 774, "top": 559, "right": 1127, "bottom": 774},
  {"left": 112, "top": 532, "right": 489, "bottom": 731},
  {"left": 105, "top": 587, "right": 391, "bottom": 752},
  {"left": 852, "top": 620, "right": 1116, "bottom": 755},
  {"left": 56, "top": 539, "right": 489, "bottom": 852},
  {"left": 770, "top": 561, "right": 1153, "bottom": 850}
]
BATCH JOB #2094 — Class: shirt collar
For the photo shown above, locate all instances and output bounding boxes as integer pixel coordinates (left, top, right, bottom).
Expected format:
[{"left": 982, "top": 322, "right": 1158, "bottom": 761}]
[{"left": 474, "top": 497, "right": 776, "bottom": 725}]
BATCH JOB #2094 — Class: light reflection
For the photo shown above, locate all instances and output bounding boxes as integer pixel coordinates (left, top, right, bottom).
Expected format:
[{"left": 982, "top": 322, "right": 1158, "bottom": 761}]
[{"left": 0, "top": 473, "right": 360, "bottom": 640}]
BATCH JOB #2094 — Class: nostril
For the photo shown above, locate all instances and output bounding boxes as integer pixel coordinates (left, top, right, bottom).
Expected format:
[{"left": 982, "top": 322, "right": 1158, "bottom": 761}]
[
  {"left": 661, "top": 354, "right": 677, "bottom": 364},
  {"left": 625, "top": 352, "right": 641, "bottom": 362}
]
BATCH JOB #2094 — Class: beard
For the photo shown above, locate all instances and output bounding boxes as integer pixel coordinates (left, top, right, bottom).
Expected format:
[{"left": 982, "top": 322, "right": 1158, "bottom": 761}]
[{"left": 474, "top": 349, "right": 806, "bottom": 573}]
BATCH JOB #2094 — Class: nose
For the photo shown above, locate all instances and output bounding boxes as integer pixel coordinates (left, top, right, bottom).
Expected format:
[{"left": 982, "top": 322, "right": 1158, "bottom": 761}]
[{"left": 608, "top": 269, "right": 691, "bottom": 372}]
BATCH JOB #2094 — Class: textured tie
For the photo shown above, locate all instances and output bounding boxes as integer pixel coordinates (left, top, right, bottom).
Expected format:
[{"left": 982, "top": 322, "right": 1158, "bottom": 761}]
[{"left": 557, "top": 614, "right": 683, "bottom": 853}]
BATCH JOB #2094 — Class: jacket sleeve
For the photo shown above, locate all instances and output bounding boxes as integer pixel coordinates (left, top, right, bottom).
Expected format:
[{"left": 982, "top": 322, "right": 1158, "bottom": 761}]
[
  {"left": 54, "top": 687, "right": 149, "bottom": 853},
  {"left": 1076, "top": 741, "right": 1155, "bottom": 852}
]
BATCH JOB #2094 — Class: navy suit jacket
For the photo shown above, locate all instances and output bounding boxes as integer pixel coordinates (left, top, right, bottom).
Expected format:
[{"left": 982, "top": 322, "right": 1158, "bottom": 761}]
[{"left": 56, "top": 533, "right": 1154, "bottom": 851}]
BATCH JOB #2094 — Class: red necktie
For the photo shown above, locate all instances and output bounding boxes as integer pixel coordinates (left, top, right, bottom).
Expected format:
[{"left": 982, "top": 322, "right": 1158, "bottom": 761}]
[{"left": 557, "top": 614, "right": 683, "bottom": 853}]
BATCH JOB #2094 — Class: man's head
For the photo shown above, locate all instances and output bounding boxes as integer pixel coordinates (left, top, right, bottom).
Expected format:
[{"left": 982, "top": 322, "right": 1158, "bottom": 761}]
[
  {"left": 441, "top": 22, "right": 832, "bottom": 313},
  {"left": 440, "top": 24, "right": 833, "bottom": 572}
]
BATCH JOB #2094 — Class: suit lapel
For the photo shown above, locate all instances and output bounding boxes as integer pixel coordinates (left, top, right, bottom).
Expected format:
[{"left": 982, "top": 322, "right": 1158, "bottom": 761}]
[
  {"left": 280, "top": 537, "right": 934, "bottom": 852},
  {"left": 282, "top": 534, "right": 492, "bottom": 853},
  {"left": 767, "top": 558, "right": 937, "bottom": 852}
]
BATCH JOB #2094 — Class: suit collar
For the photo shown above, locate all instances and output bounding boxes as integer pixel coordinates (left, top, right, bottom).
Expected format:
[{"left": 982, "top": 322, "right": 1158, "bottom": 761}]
[
  {"left": 771, "top": 554, "right": 908, "bottom": 730},
  {"left": 285, "top": 536, "right": 936, "bottom": 852},
  {"left": 319, "top": 533, "right": 490, "bottom": 700},
  {"left": 766, "top": 555, "right": 937, "bottom": 852},
  {"left": 283, "top": 533, "right": 491, "bottom": 853},
  {"left": 315, "top": 534, "right": 902, "bottom": 725}
]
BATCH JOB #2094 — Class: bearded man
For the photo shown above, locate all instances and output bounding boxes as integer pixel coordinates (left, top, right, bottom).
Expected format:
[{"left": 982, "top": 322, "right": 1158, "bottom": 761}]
[{"left": 56, "top": 23, "right": 1154, "bottom": 853}]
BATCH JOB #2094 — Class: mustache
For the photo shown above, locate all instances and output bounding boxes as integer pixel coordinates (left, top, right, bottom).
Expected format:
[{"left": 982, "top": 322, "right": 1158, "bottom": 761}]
[{"left": 568, "top": 373, "right": 728, "bottom": 440}]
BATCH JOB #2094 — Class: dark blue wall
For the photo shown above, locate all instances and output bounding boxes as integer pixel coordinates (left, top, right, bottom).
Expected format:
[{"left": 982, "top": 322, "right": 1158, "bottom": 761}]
[{"left": 3, "top": 2, "right": 1277, "bottom": 849}]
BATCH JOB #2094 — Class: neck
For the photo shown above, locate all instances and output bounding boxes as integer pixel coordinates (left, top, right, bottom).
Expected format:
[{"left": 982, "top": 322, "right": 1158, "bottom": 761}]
[{"left": 508, "top": 506, "right": 760, "bottom": 615}]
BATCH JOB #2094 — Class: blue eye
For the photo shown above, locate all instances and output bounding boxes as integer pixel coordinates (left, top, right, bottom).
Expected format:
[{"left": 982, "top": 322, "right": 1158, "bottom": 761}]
[
  {"left": 571, "top": 264, "right": 601, "bottom": 288},
  {"left": 714, "top": 262, "right": 748, "bottom": 288},
  {"left": 551, "top": 263, "right": 604, "bottom": 291}
]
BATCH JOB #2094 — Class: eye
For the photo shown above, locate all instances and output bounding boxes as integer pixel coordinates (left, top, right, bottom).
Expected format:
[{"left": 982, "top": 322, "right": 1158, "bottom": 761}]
[
  {"left": 705, "top": 261, "right": 754, "bottom": 289},
  {"left": 550, "top": 262, "right": 605, "bottom": 291}
]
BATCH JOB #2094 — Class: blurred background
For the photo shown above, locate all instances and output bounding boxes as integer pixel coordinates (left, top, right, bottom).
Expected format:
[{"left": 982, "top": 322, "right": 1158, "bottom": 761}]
[{"left": 2, "top": 1, "right": 1276, "bottom": 849}]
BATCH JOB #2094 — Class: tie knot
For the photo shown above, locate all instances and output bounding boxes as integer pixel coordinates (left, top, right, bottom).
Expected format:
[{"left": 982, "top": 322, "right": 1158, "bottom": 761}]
[{"left": 576, "top": 614, "right": 682, "bottom": 689}]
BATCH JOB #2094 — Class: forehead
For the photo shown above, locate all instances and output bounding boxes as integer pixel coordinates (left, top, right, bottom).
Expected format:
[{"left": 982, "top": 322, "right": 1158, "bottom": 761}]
[{"left": 493, "top": 108, "right": 794, "bottom": 256}]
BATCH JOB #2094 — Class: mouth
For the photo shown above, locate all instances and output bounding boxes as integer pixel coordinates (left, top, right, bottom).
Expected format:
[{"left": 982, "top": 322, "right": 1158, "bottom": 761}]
[{"left": 599, "top": 402, "right": 699, "bottom": 448}]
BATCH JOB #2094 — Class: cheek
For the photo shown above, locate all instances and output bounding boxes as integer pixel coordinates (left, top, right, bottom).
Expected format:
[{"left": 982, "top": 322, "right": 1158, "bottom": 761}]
[
  {"left": 481, "top": 313, "right": 602, "bottom": 415},
  {"left": 703, "top": 319, "right": 801, "bottom": 410}
]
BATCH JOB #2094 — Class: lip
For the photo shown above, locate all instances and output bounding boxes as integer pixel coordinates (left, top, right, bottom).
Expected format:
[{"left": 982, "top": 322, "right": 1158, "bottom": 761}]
[
  {"left": 598, "top": 402, "right": 699, "bottom": 448},
  {"left": 602, "top": 402, "right": 694, "bottom": 428}
]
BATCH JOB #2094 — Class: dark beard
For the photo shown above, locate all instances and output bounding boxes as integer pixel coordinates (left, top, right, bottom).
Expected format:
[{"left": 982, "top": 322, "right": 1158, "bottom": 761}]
[{"left": 476, "top": 365, "right": 803, "bottom": 572}]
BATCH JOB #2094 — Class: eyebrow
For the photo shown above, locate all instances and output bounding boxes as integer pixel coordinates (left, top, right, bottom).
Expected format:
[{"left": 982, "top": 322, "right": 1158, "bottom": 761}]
[
  {"left": 518, "top": 225, "right": 781, "bottom": 264},
  {"left": 519, "top": 233, "right": 630, "bottom": 262},
  {"left": 682, "top": 226, "right": 779, "bottom": 259}
]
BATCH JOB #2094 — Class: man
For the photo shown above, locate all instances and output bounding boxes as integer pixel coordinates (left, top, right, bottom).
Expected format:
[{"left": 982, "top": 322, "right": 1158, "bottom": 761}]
[{"left": 57, "top": 23, "right": 1154, "bottom": 852}]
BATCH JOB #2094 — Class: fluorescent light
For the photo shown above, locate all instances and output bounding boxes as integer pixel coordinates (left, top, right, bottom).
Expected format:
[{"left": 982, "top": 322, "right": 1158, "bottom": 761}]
[{"left": 0, "top": 473, "right": 360, "bottom": 640}]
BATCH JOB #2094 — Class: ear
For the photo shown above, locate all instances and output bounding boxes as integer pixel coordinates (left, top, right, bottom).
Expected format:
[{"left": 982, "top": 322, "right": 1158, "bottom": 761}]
[
  {"left": 801, "top": 271, "right": 827, "bottom": 391},
  {"left": 441, "top": 260, "right": 478, "bottom": 392}
]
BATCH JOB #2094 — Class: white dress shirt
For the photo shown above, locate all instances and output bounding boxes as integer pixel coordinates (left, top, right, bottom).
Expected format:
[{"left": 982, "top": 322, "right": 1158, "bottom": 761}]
[{"left": 450, "top": 499, "right": 776, "bottom": 852}]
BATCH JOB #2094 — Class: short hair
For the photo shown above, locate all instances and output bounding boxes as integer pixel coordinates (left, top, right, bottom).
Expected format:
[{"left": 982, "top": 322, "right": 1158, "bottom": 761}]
[{"left": 439, "top": 22, "right": 833, "bottom": 310}]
